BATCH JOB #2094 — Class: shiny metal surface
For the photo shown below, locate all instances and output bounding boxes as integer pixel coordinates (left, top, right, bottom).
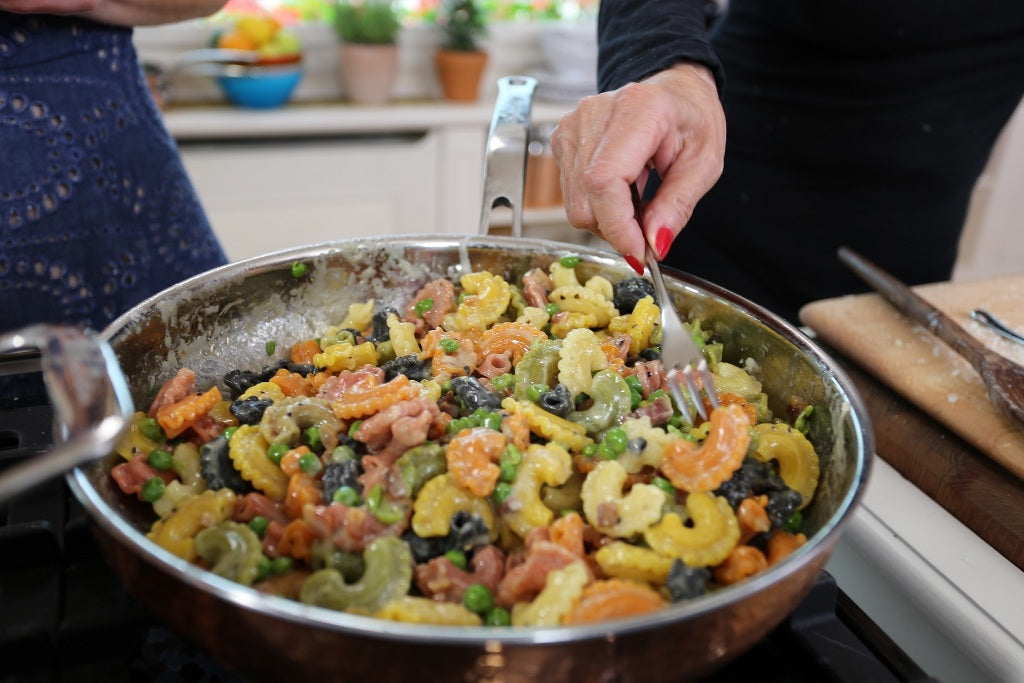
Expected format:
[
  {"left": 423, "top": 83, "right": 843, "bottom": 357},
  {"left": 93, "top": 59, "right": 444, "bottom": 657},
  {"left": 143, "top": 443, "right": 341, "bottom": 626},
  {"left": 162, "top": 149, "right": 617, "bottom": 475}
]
[
  {"left": 67, "top": 235, "right": 872, "bottom": 682},
  {"left": 0, "top": 325, "right": 133, "bottom": 502}
]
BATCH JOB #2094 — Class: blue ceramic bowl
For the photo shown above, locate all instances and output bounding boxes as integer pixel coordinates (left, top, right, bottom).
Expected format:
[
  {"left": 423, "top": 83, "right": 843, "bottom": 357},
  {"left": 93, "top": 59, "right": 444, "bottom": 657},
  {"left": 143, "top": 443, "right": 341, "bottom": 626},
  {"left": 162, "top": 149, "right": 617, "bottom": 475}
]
[{"left": 217, "top": 65, "right": 302, "bottom": 109}]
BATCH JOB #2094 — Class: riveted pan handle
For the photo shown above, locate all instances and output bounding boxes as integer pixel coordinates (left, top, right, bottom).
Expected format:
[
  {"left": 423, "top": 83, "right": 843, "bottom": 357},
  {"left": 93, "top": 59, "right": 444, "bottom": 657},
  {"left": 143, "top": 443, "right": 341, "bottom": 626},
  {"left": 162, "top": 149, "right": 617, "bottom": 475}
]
[
  {"left": 0, "top": 325, "right": 133, "bottom": 502},
  {"left": 479, "top": 75, "right": 538, "bottom": 238}
]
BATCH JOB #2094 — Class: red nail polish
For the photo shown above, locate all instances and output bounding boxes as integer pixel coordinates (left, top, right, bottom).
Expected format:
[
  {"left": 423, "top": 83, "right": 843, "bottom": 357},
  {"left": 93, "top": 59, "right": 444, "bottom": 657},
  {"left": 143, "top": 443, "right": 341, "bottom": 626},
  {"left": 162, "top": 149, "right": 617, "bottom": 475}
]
[
  {"left": 655, "top": 227, "right": 673, "bottom": 260},
  {"left": 624, "top": 254, "right": 644, "bottom": 276}
]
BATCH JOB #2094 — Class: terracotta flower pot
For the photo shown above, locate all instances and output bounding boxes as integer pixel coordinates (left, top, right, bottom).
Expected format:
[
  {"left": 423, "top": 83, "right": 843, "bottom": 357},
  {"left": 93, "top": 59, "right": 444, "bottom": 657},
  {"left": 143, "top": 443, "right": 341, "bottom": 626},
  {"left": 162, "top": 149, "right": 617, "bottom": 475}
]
[
  {"left": 435, "top": 49, "right": 488, "bottom": 102},
  {"left": 338, "top": 43, "right": 399, "bottom": 105}
]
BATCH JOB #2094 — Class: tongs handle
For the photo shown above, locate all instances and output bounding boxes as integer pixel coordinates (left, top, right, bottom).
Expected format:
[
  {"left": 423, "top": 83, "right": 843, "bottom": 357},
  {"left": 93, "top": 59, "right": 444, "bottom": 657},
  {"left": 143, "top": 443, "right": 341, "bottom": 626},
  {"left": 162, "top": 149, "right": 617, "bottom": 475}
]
[
  {"left": 0, "top": 325, "right": 133, "bottom": 502},
  {"left": 479, "top": 75, "right": 538, "bottom": 238}
]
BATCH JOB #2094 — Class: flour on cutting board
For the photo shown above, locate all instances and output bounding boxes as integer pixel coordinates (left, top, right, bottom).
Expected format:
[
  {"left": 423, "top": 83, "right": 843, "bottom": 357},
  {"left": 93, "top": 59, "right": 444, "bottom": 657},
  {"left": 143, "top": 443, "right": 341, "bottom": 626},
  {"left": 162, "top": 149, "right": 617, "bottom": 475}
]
[{"left": 797, "top": 272, "right": 1024, "bottom": 481}]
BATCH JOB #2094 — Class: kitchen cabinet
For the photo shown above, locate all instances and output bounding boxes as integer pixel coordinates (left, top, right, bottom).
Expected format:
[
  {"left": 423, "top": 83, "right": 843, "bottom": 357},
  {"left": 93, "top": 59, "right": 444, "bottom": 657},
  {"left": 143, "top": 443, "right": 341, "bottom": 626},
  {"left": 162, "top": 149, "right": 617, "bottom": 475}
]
[{"left": 168, "top": 101, "right": 589, "bottom": 261}]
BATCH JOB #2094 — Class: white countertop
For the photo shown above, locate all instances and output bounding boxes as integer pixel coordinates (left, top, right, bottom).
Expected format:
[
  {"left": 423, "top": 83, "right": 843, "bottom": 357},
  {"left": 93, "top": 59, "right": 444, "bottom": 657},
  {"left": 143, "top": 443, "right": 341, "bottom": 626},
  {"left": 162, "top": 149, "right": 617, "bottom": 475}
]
[
  {"left": 827, "top": 456, "right": 1024, "bottom": 682},
  {"left": 161, "top": 100, "right": 573, "bottom": 141}
]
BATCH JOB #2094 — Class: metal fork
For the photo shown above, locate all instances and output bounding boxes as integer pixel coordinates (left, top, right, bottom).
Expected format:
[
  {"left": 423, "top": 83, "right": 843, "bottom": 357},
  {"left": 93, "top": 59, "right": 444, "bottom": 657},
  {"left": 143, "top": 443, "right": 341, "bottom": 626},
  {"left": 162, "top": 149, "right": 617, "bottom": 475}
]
[{"left": 630, "top": 183, "right": 719, "bottom": 425}]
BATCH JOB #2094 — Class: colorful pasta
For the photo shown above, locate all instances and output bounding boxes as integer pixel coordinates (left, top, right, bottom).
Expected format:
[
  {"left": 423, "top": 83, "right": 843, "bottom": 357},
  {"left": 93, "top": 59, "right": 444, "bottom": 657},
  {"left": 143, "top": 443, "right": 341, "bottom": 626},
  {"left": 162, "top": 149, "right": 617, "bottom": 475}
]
[{"left": 111, "top": 254, "right": 822, "bottom": 628}]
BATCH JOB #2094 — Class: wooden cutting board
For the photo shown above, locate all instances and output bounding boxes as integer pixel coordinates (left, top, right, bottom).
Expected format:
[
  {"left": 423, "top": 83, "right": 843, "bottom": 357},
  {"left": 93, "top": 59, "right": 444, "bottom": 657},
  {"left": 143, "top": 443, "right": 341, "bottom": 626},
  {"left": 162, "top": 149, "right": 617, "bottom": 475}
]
[{"left": 800, "top": 274, "right": 1024, "bottom": 481}]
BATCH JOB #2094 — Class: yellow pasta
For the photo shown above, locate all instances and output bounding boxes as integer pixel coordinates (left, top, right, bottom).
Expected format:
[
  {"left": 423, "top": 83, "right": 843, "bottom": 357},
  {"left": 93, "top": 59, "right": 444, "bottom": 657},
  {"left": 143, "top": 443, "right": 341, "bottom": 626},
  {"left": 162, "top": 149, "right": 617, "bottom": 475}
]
[
  {"left": 643, "top": 492, "right": 740, "bottom": 568},
  {"left": 500, "top": 398, "right": 593, "bottom": 452},
  {"left": 548, "top": 261, "right": 580, "bottom": 289},
  {"left": 617, "top": 416, "right": 673, "bottom": 474},
  {"left": 239, "top": 381, "right": 286, "bottom": 403},
  {"left": 411, "top": 473, "right": 497, "bottom": 540},
  {"left": 314, "top": 340, "right": 380, "bottom": 373},
  {"left": 549, "top": 284, "right": 617, "bottom": 329},
  {"left": 580, "top": 460, "right": 665, "bottom": 539},
  {"left": 147, "top": 488, "right": 235, "bottom": 561},
  {"left": 455, "top": 271, "right": 512, "bottom": 331},
  {"left": 753, "top": 423, "right": 820, "bottom": 510},
  {"left": 594, "top": 541, "right": 674, "bottom": 585},
  {"left": 229, "top": 424, "right": 289, "bottom": 501},
  {"left": 387, "top": 313, "right": 421, "bottom": 357},
  {"left": 502, "top": 443, "right": 573, "bottom": 539},
  {"left": 557, "top": 328, "right": 607, "bottom": 397},
  {"left": 511, "top": 561, "right": 589, "bottom": 626},
  {"left": 376, "top": 597, "right": 482, "bottom": 625},
  {"left": 516, "top": 305, "right": 550, "bottom": 329},
  {"left": 339, "top": 299, "right": 375, "bottom": 332},
  {"left": 608, "top": 295, "right": 659, "bottom": 356}
]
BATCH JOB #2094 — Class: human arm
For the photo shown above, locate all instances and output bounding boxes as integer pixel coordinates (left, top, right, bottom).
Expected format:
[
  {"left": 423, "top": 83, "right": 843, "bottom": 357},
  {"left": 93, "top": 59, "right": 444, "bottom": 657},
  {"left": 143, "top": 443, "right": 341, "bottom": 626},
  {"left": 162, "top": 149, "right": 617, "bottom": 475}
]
[
  {"left": 550, "top": 0, "right": 726, "bottom": 269},
  {"left": 0, "top": 0, "right": 227, "bottom": 26}
]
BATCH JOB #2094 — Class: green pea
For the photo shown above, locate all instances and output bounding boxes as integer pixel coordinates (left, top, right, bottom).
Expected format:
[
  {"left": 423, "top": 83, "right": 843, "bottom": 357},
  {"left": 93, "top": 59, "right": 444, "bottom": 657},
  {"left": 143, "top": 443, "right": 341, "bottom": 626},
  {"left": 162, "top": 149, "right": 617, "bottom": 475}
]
[
  {"left": 602, "top": 427, "right": 628, "bottom": 455},
  {"left": 439, "top": 337, "right": 459, "bottom": 353},
  {"left": 348, "top": 420, "right": 363, "bottom": 438},
  {"left": 502, "top": 444, "right": 522, "bottom": 465},
  {"left": 333, "top": 486, "right": 361, "bottom": 506},
  {"left": 265, "top": 340, "right": 277, "bottom": 356},
  {"left": 223, "top": 426, "right": 239, "bottom": 441},
  {"left": 596, "top": 442, "right": 617, "bottom": 460},
  {"left": 138, "top": 417, "right": 166, "bottom": 443},
  {"left": 447, "top": 417, "right": 471, "bottom": 435},
  {"left": 302, "top": 425, "right": 323, "bottom": 452},
  {"left": 270, "top": 556, "right": 293, "bottom": 574},
  {"left": 299, "top": 452, "right": 322, "bottom": 475},
  {"left": 463, "top": 583, "right": 494, "bottom": 614},
  {"left": 291, "top": 261, "right": 308, "bottom": 278},
  {"left": 146, "top": 448, "right": 174, "bottom": 471},
  {"left": 254, "top": 555, "right": 272, "bottom": 583},
  {"left": 444, "top": 549, "right": 467, "bottom": 570},
  {"left": 493, "top": 482, "right": 513, "bottom": 504},
  {"left": 651, "top": 476, "right": 676, "bottom": 497},
  {"left": 624, "top": 375, "right": 642, "bottom": 391},
  {"left": 482, "top": 412, "right": 503, "bottom": 432},
  {"left": 559, "top": 254, "right": 580, "bottom": 268},
  {"left": 629, "top": 387, "right": 643, "bottom": 410},
  {"left": 498, "top": 460, "right": 518, "bottom": 483},
  {"left": 783, "top": 510, "right": 804, "bottom": 534},
  {"left": 266, "top": 442, "right": 289, "bottom": 464},
  {"left": 141, "top": 476, "right": 165, "bottom": 503},
  {"left": 648, "top": 388, "right": 666, "bottom": 401},
  {"left": 414, "top": 297, "right": 434, "bottom": 317},
  {"left": 581, "top": 443, "right": 599, "bottom": 458},
  {"left": 248, "top": 515, "right": 269, "bottom": 538},
  {"left": 544, "top": 303, "right": 559, "bottom": 317},
  {"left": 484, "top": 606, "right": 511, "bottom": 626},
  {"left": 490, "top": 373, "right": 515, "bottom": 392},
  {"left": 526, "top": 383, "right": 548, "bottom": 403}
]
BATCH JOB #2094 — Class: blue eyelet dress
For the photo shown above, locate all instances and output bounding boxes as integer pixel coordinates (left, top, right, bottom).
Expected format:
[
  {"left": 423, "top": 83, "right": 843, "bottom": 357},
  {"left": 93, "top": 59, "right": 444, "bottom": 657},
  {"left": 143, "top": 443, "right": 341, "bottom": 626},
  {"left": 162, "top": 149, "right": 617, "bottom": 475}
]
[{"left": 0, "top": 13, "right": 228, "bottom": 333}]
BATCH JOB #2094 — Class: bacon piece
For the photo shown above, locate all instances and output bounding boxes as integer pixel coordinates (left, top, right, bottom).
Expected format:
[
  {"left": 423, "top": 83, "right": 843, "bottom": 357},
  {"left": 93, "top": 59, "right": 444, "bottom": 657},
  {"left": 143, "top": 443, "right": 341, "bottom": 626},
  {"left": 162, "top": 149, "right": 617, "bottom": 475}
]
[
  {"left": 406, "top": 279, "right": 456, "bottom": 330},
  {"left": 303, "top": 502, "right": 407, "bottom": 553},
  {"left": 234, "top": 492, "right": 290, "bottom": 526},
  {"left": 414, "top": 545, "right": 506, "bottom": 603},
  {"left": 110, "top": 454, "right": 176, "bottom": 497},
  {"left": 521, "top": 267, "right": 553, "bottom": 309},
  {"left": 147, "top": 368, "right": 196, "bottom": 417},
  {"left": 632, "top": 395, "right": 674, "bottom": 426},
  {"left": 495, "top": 539, "right": 591, "bottom": 608}
]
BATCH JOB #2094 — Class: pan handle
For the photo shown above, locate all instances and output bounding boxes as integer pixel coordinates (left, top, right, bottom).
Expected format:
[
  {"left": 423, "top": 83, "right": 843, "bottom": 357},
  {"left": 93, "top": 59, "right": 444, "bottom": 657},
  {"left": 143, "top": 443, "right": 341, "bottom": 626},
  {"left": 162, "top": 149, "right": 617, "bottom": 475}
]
[
  {"left": 0, "top": 325, "right": 134, "bottom": 502},
  {"left": 478, "top": 75, "right": 538, "bottom": 238}
]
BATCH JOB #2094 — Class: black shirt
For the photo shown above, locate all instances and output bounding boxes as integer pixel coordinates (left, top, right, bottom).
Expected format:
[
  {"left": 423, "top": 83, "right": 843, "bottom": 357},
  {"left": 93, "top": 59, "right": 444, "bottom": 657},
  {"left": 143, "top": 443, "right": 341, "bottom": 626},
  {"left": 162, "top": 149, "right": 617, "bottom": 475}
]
[{"left": 597, "top": 0, "right": 1024, "bottom": 322}]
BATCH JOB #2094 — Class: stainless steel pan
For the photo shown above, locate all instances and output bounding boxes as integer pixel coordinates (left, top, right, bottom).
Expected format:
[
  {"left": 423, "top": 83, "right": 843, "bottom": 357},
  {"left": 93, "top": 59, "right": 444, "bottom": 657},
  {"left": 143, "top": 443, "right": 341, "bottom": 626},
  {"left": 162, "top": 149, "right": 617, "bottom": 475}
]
[{"left": 0, "top": 78, "right": 872, "bottom": 683}]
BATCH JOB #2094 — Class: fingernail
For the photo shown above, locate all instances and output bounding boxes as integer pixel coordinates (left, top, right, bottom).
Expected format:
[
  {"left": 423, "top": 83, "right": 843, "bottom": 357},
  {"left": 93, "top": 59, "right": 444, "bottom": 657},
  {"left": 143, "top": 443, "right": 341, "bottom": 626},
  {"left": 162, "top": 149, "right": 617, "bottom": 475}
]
[
  {"left": 624, "top": 254, "right": 644, "bottom": 276},
  {"left": 655, "top": 227, "right": 673, "bottom": 260}
]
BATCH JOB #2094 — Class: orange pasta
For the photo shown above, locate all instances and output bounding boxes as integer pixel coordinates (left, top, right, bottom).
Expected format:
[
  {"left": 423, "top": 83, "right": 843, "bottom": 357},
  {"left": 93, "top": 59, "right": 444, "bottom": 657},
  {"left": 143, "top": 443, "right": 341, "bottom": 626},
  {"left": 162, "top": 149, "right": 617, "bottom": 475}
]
[{"left": 156, "top": 386, "right": 222, "bottom": 439}]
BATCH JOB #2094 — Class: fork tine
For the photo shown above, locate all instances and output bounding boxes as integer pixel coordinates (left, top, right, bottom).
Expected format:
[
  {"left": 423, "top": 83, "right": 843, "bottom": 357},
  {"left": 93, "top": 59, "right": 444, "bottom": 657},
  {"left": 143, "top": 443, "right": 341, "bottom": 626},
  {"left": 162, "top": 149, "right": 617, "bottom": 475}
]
[{"left": 666, "top": 360, "right": 719, "bottom": 426}]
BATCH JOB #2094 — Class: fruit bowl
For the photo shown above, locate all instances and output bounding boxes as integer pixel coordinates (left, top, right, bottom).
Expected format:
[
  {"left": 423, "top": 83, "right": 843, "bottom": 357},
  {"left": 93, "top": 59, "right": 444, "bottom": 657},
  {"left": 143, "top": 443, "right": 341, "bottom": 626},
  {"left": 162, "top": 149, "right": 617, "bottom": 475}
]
[{"left": 216, "top": 63, "right": 303, "bottom": 109}]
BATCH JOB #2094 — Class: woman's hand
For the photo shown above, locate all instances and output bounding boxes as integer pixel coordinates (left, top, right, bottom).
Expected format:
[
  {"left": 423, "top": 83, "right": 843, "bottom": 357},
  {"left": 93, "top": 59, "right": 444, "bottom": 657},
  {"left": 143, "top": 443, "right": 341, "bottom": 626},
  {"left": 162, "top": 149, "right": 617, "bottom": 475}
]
[{"left": 551, "top": 62, "right": 726, "bottom": 272}]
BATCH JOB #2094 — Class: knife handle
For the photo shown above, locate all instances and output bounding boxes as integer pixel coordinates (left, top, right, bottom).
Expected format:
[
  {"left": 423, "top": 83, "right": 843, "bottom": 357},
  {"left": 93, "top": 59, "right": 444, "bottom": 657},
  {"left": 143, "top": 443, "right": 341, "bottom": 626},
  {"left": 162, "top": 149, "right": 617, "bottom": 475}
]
[{"left": 837, "top": 246, "right": 991, "bottom": 370}]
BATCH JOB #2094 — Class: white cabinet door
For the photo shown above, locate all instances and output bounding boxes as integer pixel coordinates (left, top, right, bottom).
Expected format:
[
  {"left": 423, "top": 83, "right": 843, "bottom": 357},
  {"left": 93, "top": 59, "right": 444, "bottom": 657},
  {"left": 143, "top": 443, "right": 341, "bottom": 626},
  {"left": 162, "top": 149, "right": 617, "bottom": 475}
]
[{"left": 179, "top": 132, "right": 443, "bottom": 261}]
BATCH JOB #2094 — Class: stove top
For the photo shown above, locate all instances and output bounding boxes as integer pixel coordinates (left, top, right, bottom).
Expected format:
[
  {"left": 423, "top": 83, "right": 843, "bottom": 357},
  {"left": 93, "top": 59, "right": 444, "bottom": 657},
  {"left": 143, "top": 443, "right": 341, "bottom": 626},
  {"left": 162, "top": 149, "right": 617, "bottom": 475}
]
[{"left": 0, "top": 398, "right": 935, "bottom": 683}]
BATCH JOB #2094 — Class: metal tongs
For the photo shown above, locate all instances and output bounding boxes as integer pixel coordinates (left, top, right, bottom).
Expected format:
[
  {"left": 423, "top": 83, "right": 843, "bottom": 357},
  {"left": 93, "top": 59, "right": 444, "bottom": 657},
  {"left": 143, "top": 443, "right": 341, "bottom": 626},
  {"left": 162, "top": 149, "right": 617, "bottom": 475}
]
[{"left": 631, "top": 183, "right": 719, "bottom": 425}]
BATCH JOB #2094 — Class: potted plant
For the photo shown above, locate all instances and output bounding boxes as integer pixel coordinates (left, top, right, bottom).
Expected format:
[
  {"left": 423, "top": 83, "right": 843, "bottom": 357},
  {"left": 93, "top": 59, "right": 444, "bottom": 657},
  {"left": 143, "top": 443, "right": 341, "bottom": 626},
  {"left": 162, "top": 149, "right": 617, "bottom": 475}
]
[
  {"left": 332, "top": 0, "right": 402, "bottom": 104},
  {"left": 434, "top": 0, "right": 488, "bottom": 102}
]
